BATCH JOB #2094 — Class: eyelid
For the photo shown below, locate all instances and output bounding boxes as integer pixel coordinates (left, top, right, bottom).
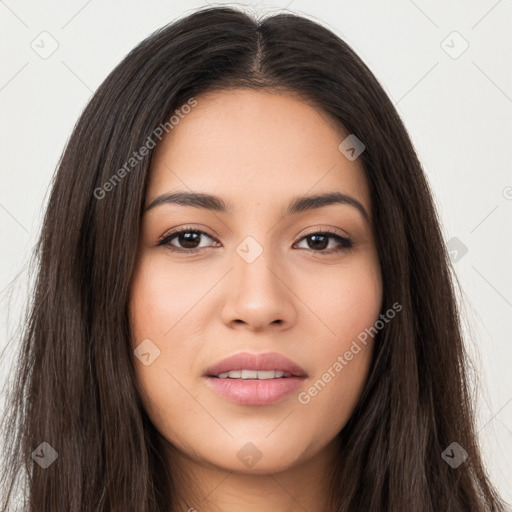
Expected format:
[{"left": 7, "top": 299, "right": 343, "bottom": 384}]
[
  {"left": 158, "top": 225, "right": 350, "bottom": 242},
  {"left": 156, "top": 225, "right": 353, "bottom": 253},
  {"left": 157, "top": 225, "right": 218, "bottom": 245},
  {"left": 293, "top": 228, "right": 353, "bottom": 251},
  {"left": 298, "top": 226, "right": 350, "bottom": 240}
]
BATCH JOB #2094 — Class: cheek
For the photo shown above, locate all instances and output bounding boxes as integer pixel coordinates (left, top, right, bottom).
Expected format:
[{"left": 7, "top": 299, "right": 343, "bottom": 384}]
[
  {"left": 302, "top": 252, "right": 382, "bottom": 349},
  {"left": 129, "top": 253, "right": 210, "bottom": 341},
  {"left": 332, "top": 270, "right": 382, "bottom": 339},
  {"left": 128, "top": 253, "right": 223, "bottom": 432},
  {"left": 128, "top": 256, "right": 192, "bottom": 421},
  {"left": 295, "top": 256, "right": 381, "bottom": 425}
]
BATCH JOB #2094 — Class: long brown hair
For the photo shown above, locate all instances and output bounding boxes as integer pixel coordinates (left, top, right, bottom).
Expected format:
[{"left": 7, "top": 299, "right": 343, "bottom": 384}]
[{"left": 0, "top": 6, "right": 508, "bottom": 511}]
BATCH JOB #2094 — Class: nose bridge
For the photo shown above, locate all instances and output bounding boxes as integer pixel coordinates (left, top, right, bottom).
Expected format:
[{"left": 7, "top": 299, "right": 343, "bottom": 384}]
[
  {"left": 221, "top": 232, "right": 296, "bottom": 329},
  {"left": 230, "top": 200, "right": 280, "bottom": 285},
  {"left": 233, "top": 233, "right": 282, "bottom": 298}
]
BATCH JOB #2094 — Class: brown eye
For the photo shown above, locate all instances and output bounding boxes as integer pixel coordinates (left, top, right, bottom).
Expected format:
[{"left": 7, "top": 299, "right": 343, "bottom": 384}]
[
  {"left": 295, "top": 231, "right": 353, "bottom": 253},
  {"left": 157, "top": 228, "right": 352, "bottom": 255},
  {"left": 158, "top": 229, "right": 219, "bottom": 252}
]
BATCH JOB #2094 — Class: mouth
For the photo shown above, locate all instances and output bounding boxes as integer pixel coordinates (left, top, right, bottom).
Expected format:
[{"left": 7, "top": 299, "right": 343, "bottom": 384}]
[
  {"left": 213, "top": 369, "right": 295, "bottom": 379},
  {"left": 204, "top": 352, "right": 307, "bottom": 406}
]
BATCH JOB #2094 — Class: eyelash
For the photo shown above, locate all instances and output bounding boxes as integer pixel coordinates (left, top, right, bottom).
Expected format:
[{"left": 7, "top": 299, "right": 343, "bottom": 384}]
[{"left": 156, "top": 226, "right": 353, "bottom": 255}]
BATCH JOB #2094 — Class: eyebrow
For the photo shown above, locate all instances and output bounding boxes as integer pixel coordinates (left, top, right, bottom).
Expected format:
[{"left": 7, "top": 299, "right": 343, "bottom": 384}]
[{"left": 145, "top": 191, "right": 369, "bottom": 221}]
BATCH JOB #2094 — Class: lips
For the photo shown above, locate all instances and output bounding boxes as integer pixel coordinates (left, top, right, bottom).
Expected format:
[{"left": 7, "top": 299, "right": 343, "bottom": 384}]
[
  {"left": 204, "top": 352, "right": 307, "bottom": 406},
  {"left": 205, "top": 352, "right": 308, "bottom": 378}
]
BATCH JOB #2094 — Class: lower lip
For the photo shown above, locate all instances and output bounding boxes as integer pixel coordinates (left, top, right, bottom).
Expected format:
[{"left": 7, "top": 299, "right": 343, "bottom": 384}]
[{"left": 205, "top": 376, "right": 305, "bottom": 405}]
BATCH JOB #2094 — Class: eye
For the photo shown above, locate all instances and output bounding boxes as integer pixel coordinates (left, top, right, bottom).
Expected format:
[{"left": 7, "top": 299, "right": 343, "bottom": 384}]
[
  {"left": 157, "top": 227, "right": 220, "bottom": 253},
  {"left": 157, "top": 227, "right": 353, "bottom": 254},
  {"left": 294, "top": 230, "right": 353, "bottom": 254}
]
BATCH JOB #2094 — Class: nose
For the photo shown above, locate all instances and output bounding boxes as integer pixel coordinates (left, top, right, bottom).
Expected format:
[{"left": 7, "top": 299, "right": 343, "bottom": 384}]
[{"left": 220, "top": 244, "right": 298, "bottom": 332}]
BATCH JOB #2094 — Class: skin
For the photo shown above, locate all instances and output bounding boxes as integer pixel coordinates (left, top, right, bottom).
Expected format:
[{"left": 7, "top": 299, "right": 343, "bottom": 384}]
[{"left": 129, "top": 88, "right": 383, "bottom": 512}]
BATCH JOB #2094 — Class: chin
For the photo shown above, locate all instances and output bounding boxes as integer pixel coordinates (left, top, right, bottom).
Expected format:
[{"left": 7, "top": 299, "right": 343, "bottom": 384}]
[{"left": 198, "top": 435, "right": 312, "bottom": 474}]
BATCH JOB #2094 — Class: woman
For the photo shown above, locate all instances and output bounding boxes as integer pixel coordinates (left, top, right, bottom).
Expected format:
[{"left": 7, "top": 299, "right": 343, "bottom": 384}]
[{"left": 0, "top": 5, "right": 508, "bottom": 511}]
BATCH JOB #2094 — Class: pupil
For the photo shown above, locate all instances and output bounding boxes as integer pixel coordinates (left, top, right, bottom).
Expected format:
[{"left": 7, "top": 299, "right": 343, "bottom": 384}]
[
  {"left": 176, "top": 233, "right": 331, "bottom": 250},
  {"left": 180, "top": 232, "right": 200, "bottom": 248},
  {"left": 308, "top": 234, "right": 328, "bottom": 250}
]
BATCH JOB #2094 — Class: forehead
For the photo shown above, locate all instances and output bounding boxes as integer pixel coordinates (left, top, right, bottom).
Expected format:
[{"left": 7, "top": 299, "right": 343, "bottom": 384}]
[{"left": 147, "top": 88, "right": 371, "bottom": 217}]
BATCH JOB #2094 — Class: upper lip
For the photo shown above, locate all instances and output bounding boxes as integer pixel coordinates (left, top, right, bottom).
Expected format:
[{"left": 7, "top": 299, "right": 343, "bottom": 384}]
[{"left": 205, "top": 352, "right": 308, "bottom": 378}]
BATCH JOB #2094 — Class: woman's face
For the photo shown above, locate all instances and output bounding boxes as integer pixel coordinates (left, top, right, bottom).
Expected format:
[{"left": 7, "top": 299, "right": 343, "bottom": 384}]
[{"left": 129, "top": 88, "right": 382, "bottom": 474}]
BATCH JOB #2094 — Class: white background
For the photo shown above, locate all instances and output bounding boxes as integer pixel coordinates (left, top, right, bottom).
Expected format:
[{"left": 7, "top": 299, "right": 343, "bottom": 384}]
[{"left": 1, "top": 0, "right": 511, "bottom": 503}]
